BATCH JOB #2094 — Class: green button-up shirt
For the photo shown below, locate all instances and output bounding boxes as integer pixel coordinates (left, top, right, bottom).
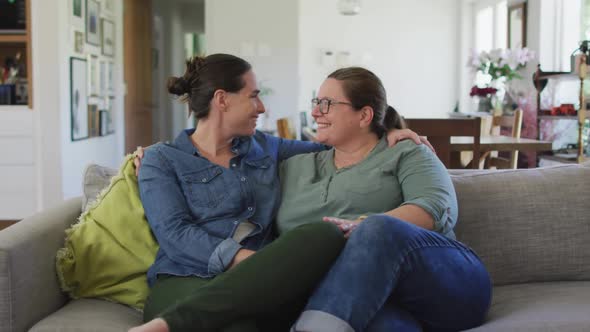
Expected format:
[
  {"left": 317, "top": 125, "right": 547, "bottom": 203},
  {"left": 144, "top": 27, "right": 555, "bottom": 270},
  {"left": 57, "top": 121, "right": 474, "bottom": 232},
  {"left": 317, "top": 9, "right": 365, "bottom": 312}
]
[{"left": 277, "top": 138, "right": 458, "bottom": 239}]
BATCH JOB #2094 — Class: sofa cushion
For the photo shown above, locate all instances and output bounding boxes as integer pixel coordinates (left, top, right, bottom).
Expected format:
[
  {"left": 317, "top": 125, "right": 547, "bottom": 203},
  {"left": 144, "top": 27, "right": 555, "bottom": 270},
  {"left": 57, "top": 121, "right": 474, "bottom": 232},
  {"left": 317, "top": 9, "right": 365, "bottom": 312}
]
[
  {"left": 451, "top": 163, "right": 590, "bottom": 286},
  {"left": 82, "top": 163, "right": 118, "bottom": 211},
  {"left": 29, "top": 299, "right": 142, "bottom": 332},
  {"left": 465, "top": 281, "right": 590, "bottom": 332},
  {"left": 55, "top": 155, "right": 159, "bottom": 310}
]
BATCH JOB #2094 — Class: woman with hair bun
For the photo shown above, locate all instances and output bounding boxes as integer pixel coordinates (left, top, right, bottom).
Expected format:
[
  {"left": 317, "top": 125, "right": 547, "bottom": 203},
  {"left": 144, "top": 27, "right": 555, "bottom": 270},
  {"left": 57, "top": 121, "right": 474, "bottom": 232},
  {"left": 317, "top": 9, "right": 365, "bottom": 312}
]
[{"left": 130, "top": 54, "right": 429, "bottom": 332}]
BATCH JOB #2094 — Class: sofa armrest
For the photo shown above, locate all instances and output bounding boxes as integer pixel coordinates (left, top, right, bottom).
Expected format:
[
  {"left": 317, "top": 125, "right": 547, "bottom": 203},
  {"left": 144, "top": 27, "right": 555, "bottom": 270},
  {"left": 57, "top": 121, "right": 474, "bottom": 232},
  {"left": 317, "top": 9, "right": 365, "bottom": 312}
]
[{"left": 0, "top": 197, "right": 82, "bottom": 332}]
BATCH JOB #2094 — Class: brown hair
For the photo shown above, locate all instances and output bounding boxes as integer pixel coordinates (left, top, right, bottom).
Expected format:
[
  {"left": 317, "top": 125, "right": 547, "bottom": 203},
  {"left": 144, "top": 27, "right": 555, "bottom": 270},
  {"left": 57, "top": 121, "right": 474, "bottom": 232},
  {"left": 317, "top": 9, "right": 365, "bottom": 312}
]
[
  {"left": 167, "top": 54, "right": 252, "bottom": 119},
  {"left": 328, "top": 67, "right": 406, "bottom": 137}
]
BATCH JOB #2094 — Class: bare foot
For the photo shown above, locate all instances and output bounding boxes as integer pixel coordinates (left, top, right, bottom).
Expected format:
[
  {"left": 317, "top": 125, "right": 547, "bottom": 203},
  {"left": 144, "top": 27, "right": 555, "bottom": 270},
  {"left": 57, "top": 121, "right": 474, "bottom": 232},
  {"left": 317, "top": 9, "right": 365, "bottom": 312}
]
[{"left": 128, "top": 318, "right": 169, "bottom": 332}]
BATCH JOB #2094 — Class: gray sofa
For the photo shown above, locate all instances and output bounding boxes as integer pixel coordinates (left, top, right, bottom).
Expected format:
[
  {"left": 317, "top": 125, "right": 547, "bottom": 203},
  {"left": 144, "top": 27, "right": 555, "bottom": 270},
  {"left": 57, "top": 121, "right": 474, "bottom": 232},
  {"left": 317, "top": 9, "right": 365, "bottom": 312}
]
[{"left": 1, "top": 163, "right": 589, "bottom": 331}]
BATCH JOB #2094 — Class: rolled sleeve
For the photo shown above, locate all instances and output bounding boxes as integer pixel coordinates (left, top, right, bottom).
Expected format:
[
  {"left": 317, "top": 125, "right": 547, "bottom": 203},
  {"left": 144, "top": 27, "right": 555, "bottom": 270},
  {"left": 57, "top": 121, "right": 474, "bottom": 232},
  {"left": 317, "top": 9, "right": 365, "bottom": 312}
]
[
  {"left": 397, "top": 143, "right": 458, "bottom": 236},
  {"left": 208, "top": 238, "right": 242, "bottom": 275}
]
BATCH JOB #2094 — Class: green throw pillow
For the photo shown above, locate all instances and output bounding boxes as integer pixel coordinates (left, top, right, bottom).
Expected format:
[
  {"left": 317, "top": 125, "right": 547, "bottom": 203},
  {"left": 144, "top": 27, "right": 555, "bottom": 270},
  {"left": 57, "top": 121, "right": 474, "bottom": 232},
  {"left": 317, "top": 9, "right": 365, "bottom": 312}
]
[{"left": 56, "top": 155, "right": 159, "bottom": 310}]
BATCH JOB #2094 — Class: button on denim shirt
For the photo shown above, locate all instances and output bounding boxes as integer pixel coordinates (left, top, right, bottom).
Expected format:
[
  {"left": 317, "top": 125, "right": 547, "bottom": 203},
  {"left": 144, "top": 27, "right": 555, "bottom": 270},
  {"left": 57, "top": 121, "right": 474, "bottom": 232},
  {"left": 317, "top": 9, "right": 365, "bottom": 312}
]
[{"left": 139, "top": 129, "right": 324, "bottom": 286}]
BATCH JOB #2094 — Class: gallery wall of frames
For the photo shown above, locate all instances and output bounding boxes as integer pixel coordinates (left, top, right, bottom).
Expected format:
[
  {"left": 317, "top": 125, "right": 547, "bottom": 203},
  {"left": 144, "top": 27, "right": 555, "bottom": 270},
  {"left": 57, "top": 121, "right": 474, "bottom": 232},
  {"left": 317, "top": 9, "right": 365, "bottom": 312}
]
[{"left": 69, "top": 0, "right": 116, "bottom": 141}]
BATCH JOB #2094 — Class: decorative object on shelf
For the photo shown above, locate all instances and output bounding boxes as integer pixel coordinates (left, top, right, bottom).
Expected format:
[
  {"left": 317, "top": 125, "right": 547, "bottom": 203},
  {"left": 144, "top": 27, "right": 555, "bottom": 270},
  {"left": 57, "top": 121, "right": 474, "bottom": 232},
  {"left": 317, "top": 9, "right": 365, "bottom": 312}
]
[
  {"left": 0, "top": 0, "right": 26, "bottom": 34},
  {"left": 508, "top": 2, "right": 527, "bottom": 48},
  {"left": 101, "top": 18, "right": 115, "bottom": 57},
  {"left": 467, "top": 47, "right": 535, "bottom": 112},
  {"left": 0, "top": 84, "right": 15, "bottom": 105},
  {"left": 571, "top": 40, "right": 590, "bottom": 75},
  {"left": 338, "top": 0, "right": 361, "bottom": 15},
  {"left": 70, "top": 57, "right": 89, "bottom": 141},
  {"left": 0, "top": 51, "right": 27, "bottom": 105},
  {"left": 533, "top": 41, "right": 589, "bottom": 164},
  {"left": 14, "top": 77, "right": 27, "bottom": 104},
  {"left": 550, "top": 104, "right": 576, "bottom": 116},
  {"left": 86, "top": 0, "right": 100, "bottom": 46}
]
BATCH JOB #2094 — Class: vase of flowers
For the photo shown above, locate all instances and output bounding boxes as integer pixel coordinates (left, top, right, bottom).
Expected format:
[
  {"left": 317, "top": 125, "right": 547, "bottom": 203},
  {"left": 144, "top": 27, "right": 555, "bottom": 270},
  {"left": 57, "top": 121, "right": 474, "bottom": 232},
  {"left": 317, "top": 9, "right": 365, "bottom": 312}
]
[
  {"left": 470, "top": 86, "right": 497, "bottom": 113},
  {"left": 467, "top": 48, "right": 535, "bottom": 113}
]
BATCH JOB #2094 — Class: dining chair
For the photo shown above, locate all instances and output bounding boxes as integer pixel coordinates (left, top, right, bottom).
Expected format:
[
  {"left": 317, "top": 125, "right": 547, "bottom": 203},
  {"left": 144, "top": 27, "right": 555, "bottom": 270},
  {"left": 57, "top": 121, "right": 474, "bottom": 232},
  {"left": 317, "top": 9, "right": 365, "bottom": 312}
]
[
  {"left": 405, "top": 117, "right": 481, "bottom": 169},
  {"left": 276, "top": 117, "right": 296, "bottom": 139},
  {"left": 481, "top": 109, "right": 523, "bottom": 169}
]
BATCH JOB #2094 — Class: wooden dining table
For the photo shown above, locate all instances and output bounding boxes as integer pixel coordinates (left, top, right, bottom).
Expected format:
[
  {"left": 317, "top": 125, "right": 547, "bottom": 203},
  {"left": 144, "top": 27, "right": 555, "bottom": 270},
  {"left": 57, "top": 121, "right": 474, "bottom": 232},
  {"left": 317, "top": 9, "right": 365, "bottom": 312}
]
[
  {"left": 451, "top": 136, "right": 552, "bottom": 152},
  {"left": 450, "top": 135, "right": 552, "bottom": 168},
  {"left": 300, "top": 125, "right": 553, "bottom": 168}
]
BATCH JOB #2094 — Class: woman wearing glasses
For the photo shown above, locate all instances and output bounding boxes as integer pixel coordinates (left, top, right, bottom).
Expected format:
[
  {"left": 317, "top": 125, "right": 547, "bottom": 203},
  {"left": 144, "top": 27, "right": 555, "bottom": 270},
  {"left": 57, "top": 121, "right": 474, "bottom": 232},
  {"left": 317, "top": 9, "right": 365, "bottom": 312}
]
[
  {"left": 130, "top": 54, "right": 428, "bottom": 332},
  {"left": 280, "top": 67, "right": 491, "bottom": 331}
]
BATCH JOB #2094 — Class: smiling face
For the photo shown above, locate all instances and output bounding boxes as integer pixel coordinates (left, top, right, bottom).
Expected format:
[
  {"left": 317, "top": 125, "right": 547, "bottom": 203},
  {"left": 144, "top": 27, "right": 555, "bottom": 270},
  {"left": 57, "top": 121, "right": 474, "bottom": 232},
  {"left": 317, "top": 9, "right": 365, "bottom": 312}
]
[
  {"left": 312, "top": 78, "right": 366, "bottom": 147},
  {"left": 223, "top": 70, "right": 266, "bottom": 136}
]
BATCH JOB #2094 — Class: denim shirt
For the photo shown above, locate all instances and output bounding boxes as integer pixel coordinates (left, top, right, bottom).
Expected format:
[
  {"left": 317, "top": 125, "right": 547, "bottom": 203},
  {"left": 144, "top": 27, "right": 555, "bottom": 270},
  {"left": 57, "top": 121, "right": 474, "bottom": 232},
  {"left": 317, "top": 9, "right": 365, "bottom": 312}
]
[{"left": 139, "top": 129, "right": 325, "bottom": 285}]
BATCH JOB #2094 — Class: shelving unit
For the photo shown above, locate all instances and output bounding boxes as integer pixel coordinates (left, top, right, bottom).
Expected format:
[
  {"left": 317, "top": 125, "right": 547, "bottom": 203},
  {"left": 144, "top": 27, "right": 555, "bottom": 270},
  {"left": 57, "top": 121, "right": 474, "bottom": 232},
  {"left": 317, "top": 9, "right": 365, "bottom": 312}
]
[
  {"left": 0, "top": 0, "right": 32, "bottom": 108},
  {"left": 533, "top": 59, "right": 588, "bottom": 164},
  {"left": 0, "top": 35, "right": 27, "bottom": 43}
]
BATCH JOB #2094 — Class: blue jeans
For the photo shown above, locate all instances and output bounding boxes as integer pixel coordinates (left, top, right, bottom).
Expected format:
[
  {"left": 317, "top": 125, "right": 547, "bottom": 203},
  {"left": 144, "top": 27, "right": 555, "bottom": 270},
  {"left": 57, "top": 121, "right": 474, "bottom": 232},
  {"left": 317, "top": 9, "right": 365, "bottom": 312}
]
[{"left": 293, "top": 215, "right": 492, "bottom": 332}]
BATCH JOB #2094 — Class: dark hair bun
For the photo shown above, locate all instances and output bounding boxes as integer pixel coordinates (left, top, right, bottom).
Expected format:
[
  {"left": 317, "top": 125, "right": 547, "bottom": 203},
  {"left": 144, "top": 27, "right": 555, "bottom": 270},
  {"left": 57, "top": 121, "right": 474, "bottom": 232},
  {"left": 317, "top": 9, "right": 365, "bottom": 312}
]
[
  {"left": 167, "top": 76, "right": 190, "bottom": 96},
  {"left": 166, "top": 54, "right": 252, "bottom": 119},
  {"left": 187, "top": 56, "right": 206, "bottom": 74}
]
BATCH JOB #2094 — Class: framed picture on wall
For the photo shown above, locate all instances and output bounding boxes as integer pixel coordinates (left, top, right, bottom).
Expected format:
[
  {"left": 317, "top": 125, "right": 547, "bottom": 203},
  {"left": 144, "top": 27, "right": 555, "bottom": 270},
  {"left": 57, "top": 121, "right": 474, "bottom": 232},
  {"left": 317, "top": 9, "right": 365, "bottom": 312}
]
[
  {"left": 101, "top": 18, "right": 115, "bottom": 56},
  {"left": 99, "top": 59, "right": 107, "bottom": 97},
  {"left": 102, "top": 0, "right": 115, "bottom": 17},
  {"left": 69, "top": 0, "right": 85, "bottom": 29},
  {"left": 70, "top": 57, "right": 89, "bottom": 141},
  {"left": 88, "top": 104, "right": 100, "bottom": 137},
  {"left": 73, "top": 0, "right": 82, "bottom": 17},
  {"left": 99, "top": 110, "right": 109, "bottom": 136},
  {"left": 508, "top": 3, "right": 527, "bottom": 48},
  {"left": 107, "top": 61, "right": 115, "bottom": 96},
  {"left": 88, "top": 54, "right": 99, "bottom": 97},
  {"left": 106, "top": 106, "right": 114, "bottom": 134},
  {"left": 86, "top": 0, "right": 100, "bottom": 45},
  {"left": 73, "top": 30, "right": 84, "bottom": 55}
]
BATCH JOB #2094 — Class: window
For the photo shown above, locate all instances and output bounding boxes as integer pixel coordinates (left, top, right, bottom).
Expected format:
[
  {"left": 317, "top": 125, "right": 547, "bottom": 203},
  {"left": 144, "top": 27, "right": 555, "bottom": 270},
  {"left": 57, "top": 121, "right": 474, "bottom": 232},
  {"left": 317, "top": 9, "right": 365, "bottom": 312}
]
[{"left": 474, "top": 1, "right": 507, "bottom": 52}]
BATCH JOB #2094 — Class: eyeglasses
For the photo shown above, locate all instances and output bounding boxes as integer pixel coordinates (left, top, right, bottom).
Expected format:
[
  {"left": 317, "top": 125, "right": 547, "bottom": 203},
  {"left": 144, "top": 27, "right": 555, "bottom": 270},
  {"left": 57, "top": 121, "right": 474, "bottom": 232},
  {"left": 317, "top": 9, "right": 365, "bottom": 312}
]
[{"left": 311, "top": 97, "right": 353, "bottom": 114}]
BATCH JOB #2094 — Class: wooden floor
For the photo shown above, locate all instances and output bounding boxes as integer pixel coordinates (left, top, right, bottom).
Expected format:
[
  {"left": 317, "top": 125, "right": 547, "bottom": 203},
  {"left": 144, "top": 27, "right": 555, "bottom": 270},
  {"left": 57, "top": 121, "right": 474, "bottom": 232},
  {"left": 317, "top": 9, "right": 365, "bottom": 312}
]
[{"left": 0, "top": 220, "right": 18, "bottom": 231}]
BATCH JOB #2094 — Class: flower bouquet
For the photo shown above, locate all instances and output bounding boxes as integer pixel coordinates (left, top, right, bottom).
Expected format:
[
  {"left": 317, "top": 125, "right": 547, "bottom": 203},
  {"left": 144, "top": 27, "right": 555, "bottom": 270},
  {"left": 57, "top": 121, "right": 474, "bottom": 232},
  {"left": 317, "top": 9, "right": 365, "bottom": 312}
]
[{"left": 467, "top": 47, "right": 535, "bottom": 112}]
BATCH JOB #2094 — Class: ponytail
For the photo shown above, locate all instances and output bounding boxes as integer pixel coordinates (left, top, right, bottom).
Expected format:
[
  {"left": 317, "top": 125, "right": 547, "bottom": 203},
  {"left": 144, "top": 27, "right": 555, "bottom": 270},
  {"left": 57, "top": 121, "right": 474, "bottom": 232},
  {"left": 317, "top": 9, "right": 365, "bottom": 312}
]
[{"left": 383, "top": 105, "right": 406, "bottom": 131}]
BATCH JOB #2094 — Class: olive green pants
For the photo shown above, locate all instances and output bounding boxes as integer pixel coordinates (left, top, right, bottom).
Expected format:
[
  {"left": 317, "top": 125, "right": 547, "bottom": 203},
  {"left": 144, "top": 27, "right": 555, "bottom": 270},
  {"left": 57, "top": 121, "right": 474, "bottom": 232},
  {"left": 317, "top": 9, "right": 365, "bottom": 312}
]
[{"left": 143, "top": 222, "right": 345, "bottom": 332}]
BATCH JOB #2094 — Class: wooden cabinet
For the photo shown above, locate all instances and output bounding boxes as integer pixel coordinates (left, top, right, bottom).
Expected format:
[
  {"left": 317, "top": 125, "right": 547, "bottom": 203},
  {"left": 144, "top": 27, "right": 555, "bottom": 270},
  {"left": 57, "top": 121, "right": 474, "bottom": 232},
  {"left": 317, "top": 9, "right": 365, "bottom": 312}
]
[
  {"left": 0, "top": 0, "right": 32, "bottom": 108},
  {"left": 533, "top": 59, "right": 588, "bottom": 164}
]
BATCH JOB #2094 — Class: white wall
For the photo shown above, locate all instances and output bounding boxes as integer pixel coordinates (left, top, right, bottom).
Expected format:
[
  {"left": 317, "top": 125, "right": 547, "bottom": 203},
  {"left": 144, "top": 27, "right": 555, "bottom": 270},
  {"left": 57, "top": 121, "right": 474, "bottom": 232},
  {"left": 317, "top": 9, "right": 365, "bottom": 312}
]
[
  {"left": 298, "top": 0, "right": 461, "bottom": 119},
  {"left": 205, "top": 0, "right": 300, "bottom": 128},
  {"left": 153, "top": 0, "right": 204, "bottom": 142},
  {"left": 0, "top": 0, "right": 126, "bottom": 219},
  {"left": 57, "top": 0, "right": 126, "bottom": 200},
  {"left": 0, "top": 109, "right": 36, "bottom": 218}
]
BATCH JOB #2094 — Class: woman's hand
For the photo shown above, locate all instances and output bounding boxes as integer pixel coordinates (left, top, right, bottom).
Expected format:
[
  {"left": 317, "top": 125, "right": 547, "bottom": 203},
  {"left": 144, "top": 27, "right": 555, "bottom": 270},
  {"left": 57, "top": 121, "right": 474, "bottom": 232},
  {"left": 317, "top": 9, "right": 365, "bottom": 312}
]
[
  {"left": 228, "top": 249, "right": 256, "bottom": 269},
  {"left": 386, "top": 129, "right": 434, "bottom": 152},
  {"left": 133, "top": 146, "right": 145, "bottom": 177},
  {"left": 323, "top": 217, "right": 362, "bottom": 239}
]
